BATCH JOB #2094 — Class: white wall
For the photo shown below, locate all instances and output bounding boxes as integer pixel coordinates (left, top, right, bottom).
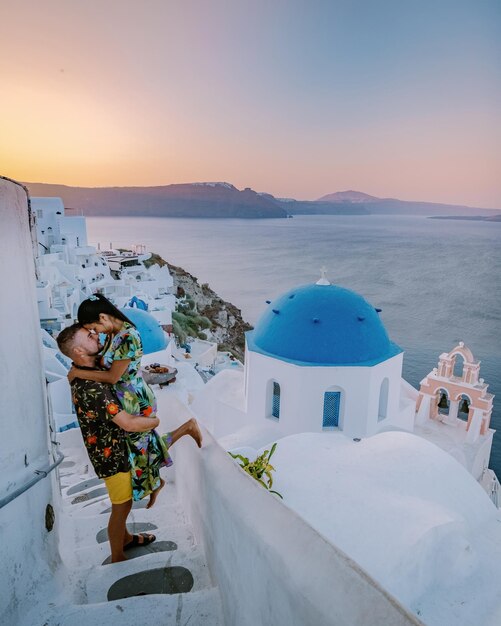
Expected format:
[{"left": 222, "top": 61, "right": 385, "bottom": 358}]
[
  {"left": 190, "top": 370, "right": 248, "bottom": 437},
  {"left": 172, "top": 426, "right": 422, "bottom": 626},
  {"left": 0, "top": 179, "right": 61, "bottom": 624},
  {"left": 368, "top": 353, "right": 408, "bottom": 435},
  {"left": 59, "top": 216, "right": 88, "bottom": 247},
  {"left": 32, "top": 197, "right": 64, "bottom": 251},
  {"left": 471, "top": 433, "right": 495, "bottom": 481},
  {"left": 245, "top": 349, "right": 404, "bottom": 439}
]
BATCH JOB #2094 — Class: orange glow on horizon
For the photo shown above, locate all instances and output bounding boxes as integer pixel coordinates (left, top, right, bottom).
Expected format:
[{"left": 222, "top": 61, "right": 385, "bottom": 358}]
[{"left": 1, "top": 2, "right": 499, "bottom": 209}]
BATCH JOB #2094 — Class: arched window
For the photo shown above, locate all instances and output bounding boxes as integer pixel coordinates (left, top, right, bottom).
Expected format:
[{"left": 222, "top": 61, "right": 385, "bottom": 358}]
[
  {"left": 457, "top": 394, "right": 471, "bottom": 422},
  {"left": 378, "top": 378, "right": 389, "bottom": 422},
  {"left": 323, "top": 391, "right": 341, "bottom": 428},
  {"left": 271, "top": 382, "right": 281, "bottom": 419},
  {"left": 453, "top": 354, "right": 465, "bottom": 379},
  {"left": 436, "top": 388, "right": 450, "bottom": 416}
]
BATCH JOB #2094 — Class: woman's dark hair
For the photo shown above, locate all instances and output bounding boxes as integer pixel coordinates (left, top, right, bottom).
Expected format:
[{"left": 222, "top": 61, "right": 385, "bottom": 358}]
[{"left": 77, "top": 293, "right": 135, "bottom": 327}]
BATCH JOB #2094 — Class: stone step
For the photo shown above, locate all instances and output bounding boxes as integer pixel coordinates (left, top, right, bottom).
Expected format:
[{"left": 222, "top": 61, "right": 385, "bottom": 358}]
[
  {"left": 83, "top": 548, "right": 214, "bottom": 603},
  {"left": 29, "top": 587, "right": 224, "bottom": 626},
  {"left": 95, "top": 521, "right": 158, "bottom": 544},
  {"left": 61, "top": 487, "right": 185, "bottom": 523},
  {"left": 63, "top": 477, "right": 104, "bottom": 496},
  {"left": 101, "top": 540, "right": 178, "bottom": 565},
  {"left": 62, "top": 520, "right": 196, "bottom": 569}
]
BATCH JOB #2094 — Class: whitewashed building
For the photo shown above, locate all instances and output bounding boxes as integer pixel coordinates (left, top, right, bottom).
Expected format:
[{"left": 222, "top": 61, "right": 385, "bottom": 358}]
[
  {"left": 193, "top": 277, "right": 416, "bottom": 439},
  {"left": 244, "top": 279, "right": 415, "bottom": 439},
  {"left": 32, "top": 197, "right": 176, "bottom": 332}
]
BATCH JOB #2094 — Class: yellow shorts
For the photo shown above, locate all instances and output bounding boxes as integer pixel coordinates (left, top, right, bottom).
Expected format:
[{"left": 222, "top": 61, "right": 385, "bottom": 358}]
[{"left": 103, "top": 471, "right": 133, "bottom": 505}]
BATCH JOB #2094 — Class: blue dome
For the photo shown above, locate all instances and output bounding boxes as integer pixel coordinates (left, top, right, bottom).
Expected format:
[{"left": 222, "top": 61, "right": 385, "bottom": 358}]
[
  {"left": 121, "top": 308, "right": 168, "bottom": 355},
  {"left": 247, "top": 284, "right": 401, "bottom": 366}
]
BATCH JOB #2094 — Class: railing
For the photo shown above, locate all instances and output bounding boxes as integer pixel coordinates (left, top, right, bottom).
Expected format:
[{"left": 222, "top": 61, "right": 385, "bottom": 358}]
[{"left": 0, "top": 449, "right": 64, "bottom": 510}]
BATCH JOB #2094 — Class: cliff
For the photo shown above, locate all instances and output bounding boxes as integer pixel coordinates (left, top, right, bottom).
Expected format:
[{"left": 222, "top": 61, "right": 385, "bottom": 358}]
[
  {"left": 25, "top": 181, "right": 287, "bottom": 219},
  {"left": 145, "top": 253, "right": 252, "bottom": 360}
]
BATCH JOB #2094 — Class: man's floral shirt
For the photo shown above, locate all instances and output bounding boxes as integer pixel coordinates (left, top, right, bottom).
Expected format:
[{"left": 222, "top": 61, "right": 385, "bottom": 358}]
[{"left": 71, "top": 374, "right": 130, "bottom": 478}]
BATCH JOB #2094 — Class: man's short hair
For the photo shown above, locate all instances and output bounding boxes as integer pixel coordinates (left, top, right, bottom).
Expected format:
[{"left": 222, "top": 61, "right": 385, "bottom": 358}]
[{"left": 56, "top": 323, "right": 83, "bottom": 357}]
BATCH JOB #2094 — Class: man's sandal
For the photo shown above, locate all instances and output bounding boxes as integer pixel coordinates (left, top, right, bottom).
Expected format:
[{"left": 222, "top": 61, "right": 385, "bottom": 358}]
[{"left": 124, "top": 533, "right": 156, "bottom": 550}]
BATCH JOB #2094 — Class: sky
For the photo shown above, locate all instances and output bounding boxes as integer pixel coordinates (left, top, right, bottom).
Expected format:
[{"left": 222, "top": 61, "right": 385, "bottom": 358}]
[{"left": 0, "top": 0, "right": 500, "bottom": 207}]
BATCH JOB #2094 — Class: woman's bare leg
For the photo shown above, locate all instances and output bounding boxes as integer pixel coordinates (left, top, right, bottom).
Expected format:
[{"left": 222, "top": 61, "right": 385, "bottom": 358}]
[
  {"left": 145, "top": 419, "right": 202, "bottom": 509},
  {"left": 170, "top": 418, "right": 202, "bottom": 447},
  {"left": 146, "top": 478, "right": 165, "bottom": 509}
]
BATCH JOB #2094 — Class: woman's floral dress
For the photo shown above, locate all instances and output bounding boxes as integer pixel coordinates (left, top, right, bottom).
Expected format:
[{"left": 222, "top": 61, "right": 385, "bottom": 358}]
[{"left": 101, "top": 321, "right": 172, "bottom": 501}]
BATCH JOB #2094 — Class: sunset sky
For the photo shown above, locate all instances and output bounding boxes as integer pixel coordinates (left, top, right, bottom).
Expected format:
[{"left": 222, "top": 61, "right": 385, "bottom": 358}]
[{"left": 1, "top": 0, "right": 500, "bottom": 207}]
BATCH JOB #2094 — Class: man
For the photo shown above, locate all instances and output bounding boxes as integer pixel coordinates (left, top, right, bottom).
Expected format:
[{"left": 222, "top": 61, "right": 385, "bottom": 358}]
[{"left": 57, "top": 323, "right": 202, "bottom": 563}]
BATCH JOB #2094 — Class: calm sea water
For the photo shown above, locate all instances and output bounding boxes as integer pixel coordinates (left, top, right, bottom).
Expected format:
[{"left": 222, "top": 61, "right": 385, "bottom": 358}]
[{"left": 87, "top": 215, "right": 501, "bottom": 473}]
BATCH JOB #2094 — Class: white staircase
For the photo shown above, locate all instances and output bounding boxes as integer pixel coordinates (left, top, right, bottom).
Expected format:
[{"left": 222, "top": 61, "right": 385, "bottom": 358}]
[
  {"left": 53, "top": 294, "right": 67, "bottom": 315},
  {"left": 25, "top": 436, "right": 224, "bottom": 626}
]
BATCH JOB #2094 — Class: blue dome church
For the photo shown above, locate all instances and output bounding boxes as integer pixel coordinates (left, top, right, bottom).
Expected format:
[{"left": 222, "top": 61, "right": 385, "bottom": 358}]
[{"left": 243, "top": 276, "right": 414, "bottom": 439}]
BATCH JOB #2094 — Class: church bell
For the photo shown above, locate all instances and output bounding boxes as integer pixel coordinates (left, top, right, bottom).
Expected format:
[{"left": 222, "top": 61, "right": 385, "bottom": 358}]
[
  {"left": 459, "top": 399, "right": 470, "bottom": 414},
  {"left": 437, "top": 392, "right": 449, "bottom": 409}
]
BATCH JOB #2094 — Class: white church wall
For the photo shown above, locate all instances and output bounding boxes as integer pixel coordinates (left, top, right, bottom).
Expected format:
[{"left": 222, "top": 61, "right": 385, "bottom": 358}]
[
  {"left": 246, "top": 350, "right": 398, "bottom": 438},
  {"left": 364, "top": 353, "right": 411, "bottom": 436},
  {"left": 0, "top": 180, "right": 61, "bottom": 625},
  {"left": 288, "top": 364, "right": 373, "bottom": 437}
]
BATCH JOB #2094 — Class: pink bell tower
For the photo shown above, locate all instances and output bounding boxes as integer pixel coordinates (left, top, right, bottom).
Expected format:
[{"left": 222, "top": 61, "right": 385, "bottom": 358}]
[{"left": 415, "top": 342, "right": 494, "bottom": 443}]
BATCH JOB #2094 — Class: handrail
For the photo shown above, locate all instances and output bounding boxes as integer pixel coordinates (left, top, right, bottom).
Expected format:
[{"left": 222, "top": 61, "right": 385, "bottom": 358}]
[{"left": 0, "top": 450, "right": 64, "bottom": 510}]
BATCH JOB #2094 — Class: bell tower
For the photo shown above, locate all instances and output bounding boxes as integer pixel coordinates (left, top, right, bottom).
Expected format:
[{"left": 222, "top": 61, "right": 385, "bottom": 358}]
[{"left": 416, "top": 342, "right": 493, "bottom": 443}]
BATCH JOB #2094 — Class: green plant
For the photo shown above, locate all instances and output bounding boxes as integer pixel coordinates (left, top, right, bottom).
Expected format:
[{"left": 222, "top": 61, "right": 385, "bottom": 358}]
[
  {"left": 172, "top": 318, "right": 187, "bottom": 345},
  {"left": 142, "top": 252, "right": 168, "bottom": 268},
  {"left": 229, "top": 443, "right": 283, "bottom": 498},
  {"left": 172, "top": 298, "right": 213, "bottom": 345}
]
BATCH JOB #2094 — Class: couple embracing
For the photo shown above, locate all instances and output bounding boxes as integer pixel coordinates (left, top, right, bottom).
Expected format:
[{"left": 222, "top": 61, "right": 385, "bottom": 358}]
[{"left": 57, "top": 294, "right": 202, "bottom": 562}]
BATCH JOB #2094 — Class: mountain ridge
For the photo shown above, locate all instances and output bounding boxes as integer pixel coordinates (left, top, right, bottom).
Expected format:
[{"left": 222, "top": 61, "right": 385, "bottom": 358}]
[
  {"left": 24, "top": 181, "right": 500, "bottom": 218},
  {"left": 317, "top": 190, "right": 383, "bottom": 203},
  {"left": 25, "top": 181, "right": 287, "bottom": 219}
]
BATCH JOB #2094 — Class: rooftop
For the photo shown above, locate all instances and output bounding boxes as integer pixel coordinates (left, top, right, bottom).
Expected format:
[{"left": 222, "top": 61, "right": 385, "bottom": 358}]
[{"left": 247, "top": 283, "right": 401, "bottom": 366}]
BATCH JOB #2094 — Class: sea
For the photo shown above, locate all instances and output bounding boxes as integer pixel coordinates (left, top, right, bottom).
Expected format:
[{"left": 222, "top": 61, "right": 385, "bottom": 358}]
[{"left": 87, "top": 214, "right": 501, "bottom": 474}]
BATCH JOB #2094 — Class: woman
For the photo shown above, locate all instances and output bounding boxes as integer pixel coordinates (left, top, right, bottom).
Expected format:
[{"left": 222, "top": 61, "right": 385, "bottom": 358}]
[{"left": 69, "top": 294, "right": 173, "bottom": 507}]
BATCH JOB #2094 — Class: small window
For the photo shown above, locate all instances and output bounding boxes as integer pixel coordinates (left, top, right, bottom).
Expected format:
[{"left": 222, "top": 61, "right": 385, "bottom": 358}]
[
  {"left": 378, "top": 378, "right": 389, "bottom": 422},
  {"left": 323, "top": 391, "right": 341, "bottom": 428},
  {"left": 272, "top": 382, "right": 280, "bottom": 419}
]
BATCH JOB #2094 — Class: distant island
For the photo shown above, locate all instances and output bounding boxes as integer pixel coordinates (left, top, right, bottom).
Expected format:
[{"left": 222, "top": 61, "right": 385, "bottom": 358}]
[
  {"left": 24, "top": 181, "right": 501, "bottom": 220},
  {"left": 429, "top": 215, "right": 501, "bottom": 222}
]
